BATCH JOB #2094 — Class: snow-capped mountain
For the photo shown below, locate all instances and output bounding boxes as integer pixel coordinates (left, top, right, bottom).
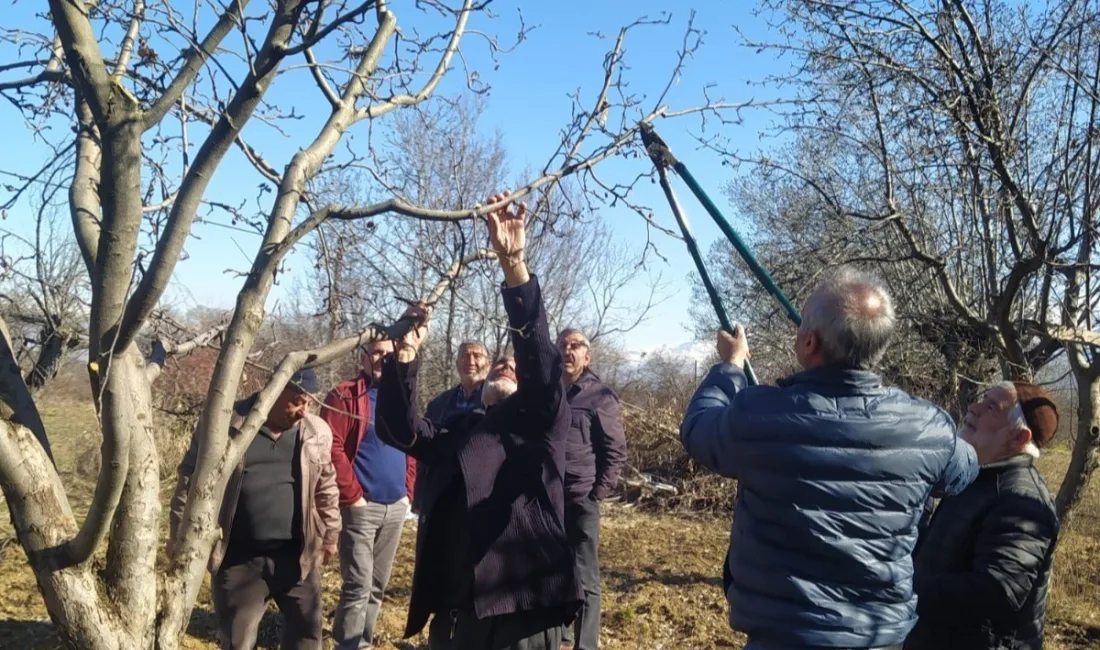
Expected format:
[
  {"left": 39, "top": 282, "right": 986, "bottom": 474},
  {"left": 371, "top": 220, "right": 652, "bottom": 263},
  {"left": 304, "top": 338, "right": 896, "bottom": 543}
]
[{"left": 620, "top": 340, "right": 716, "bottom": 369}]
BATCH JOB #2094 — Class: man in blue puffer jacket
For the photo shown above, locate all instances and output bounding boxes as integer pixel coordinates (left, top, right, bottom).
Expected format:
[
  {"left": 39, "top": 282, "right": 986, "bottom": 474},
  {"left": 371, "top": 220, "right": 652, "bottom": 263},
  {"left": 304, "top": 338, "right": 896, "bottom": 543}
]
[{"left": 681, "top": 267, "right": 979, "bottom": 650}]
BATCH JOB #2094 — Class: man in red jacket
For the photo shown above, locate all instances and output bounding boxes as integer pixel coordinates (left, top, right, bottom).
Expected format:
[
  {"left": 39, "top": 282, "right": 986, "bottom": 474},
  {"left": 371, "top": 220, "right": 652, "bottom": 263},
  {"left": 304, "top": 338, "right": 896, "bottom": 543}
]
[{"left": 324, "top": 339, "right": 416, "bottom": 650}]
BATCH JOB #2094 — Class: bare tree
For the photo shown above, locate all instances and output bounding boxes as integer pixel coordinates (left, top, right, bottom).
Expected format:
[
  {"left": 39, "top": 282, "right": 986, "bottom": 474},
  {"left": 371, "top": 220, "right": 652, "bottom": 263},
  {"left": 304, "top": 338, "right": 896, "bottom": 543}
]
[
  {"left": 0, "top": 205, "right": 89, "bottom": 396},
  {"left": 0, "top": 3, "right": 736, "bottom": 648},
  {"left": 700, "top": 0, "right": 1100, "bottom": 522}
]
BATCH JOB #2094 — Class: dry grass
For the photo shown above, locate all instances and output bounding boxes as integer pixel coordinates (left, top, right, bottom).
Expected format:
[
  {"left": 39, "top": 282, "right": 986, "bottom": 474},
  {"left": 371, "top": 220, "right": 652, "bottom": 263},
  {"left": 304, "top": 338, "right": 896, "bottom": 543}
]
[{"left": 1, "top": 401, "right": 1099, "bottom": 649}]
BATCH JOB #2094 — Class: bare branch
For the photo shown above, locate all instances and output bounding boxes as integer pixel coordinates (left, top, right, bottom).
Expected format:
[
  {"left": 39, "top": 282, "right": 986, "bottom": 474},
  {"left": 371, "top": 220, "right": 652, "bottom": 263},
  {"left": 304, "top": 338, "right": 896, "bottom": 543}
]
[
  {"left": 111, "top": 0, "right": 145, "bottom": 82},
  {"left": 143, "top": 0, "right": 252, "bottom": 129}
]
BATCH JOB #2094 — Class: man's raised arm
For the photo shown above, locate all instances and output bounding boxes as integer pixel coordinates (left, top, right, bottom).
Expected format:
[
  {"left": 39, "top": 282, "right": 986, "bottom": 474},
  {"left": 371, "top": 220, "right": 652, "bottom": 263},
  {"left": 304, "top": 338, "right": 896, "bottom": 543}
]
[{"left": 486, "top": 190, "right": 565, "bottom": 430}]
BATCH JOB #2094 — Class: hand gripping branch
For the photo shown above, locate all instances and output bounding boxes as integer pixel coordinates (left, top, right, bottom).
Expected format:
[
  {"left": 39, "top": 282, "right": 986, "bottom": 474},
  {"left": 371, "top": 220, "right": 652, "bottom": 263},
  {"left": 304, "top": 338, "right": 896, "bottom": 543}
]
[{"left": 640, "top": 122, "right": 802, "bottom": 385}]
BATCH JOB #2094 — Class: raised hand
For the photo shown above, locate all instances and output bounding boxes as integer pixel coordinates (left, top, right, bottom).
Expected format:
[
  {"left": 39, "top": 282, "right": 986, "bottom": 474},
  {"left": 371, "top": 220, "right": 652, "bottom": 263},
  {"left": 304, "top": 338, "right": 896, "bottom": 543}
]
[
  {"left": 485, "top": 190, "right": 530, "bottom": 287},
  {"left": 395, "top": 302, "right": 431, "bottom": 362},
  {"left": 486, "top": 190, "right": 527, "bottom": 259}
]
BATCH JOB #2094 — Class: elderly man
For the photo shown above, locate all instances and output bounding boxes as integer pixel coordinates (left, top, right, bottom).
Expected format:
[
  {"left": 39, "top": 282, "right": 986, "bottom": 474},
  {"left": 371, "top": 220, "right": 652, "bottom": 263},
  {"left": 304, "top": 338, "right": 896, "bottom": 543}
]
[
  {"left": 906, "top": 382, "right": 1060, "bottom": 650},
  {"left": 556, "top": 328, "right": 627, "bottom": 650},
  {"left": 680, "top": 266, "right": 979, "bottom": 650},
  {"left": 414, "top": 341, "right": 491, "bottom": 514},
  {"left": 323, "top": 339, "right": 416, "bottom": 650},
  {"left": 374, "top": 190, "right": 581, "bottom": 650},
  {"left": 169, "top": 368, "right": 340, "bottom": 650}
]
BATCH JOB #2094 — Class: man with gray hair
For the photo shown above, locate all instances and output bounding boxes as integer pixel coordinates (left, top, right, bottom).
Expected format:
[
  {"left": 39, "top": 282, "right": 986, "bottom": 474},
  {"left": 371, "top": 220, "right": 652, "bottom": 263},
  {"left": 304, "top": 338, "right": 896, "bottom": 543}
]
[
  {"left": 556, "top": 327, "right": 627, "bottom": 650},
  {"left": 680, "top": 266, "right": 979, "bottom": 650},
  {"left": 906, "top": 381, "right": 1060, "bottom": 650}
]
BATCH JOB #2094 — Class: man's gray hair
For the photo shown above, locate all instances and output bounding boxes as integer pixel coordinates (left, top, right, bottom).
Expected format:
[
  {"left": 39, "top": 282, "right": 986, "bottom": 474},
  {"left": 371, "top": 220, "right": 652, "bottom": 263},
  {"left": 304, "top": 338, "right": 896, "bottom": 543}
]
[
  {"left": 800, "top": 266, "right": 896, "bottom": 370},
  {"left": 556, "top": 328, "right": 590, "bottom": 347},
  {"left": 457, "top": 341, "right": 488, "bottom": 357}
]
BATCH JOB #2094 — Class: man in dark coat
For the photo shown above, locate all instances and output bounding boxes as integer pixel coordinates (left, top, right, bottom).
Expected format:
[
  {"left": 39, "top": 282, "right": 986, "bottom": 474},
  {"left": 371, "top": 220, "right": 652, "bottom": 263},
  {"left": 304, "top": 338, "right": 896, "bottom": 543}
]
[
  {"left": 556, "top": 327, "right": 627, "bottom": 650},
  {"left": 680, "top": 266, "right": 979, "bottom": 650},
  {"left": 374, "top": 190, "right": 581, "bottom": 650},
  {"left": 414, "top": 341, "right": 490, "bottom": 514},
  {"left": 906, "top": 381, "right": 1060, "bottom": 650}
]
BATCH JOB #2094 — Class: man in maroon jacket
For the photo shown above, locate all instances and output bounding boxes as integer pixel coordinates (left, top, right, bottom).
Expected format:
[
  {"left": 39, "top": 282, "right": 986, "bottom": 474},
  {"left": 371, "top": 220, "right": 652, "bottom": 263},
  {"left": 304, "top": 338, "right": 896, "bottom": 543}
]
[
  {"left": 375, "top": 190, "right": 581, "bottom": 650},
  {"left": 324, "top": 341, "right": 416, "bottom": 650}
]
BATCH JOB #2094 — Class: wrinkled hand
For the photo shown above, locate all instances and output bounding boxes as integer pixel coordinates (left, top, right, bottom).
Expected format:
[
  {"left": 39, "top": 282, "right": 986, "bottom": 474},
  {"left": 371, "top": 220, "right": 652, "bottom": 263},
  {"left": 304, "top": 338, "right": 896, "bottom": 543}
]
[
  {"left": 396, "top": 302, "right": 430, "bottom": 362},
  {"left": 717, "top": 324, "right": 750, "bottom": 368},
  {"left": 486, "top": 190, "right": 527, "bottom": 261},
  {"left": 323, "top": 544, "right": 338, "bottom": 566}
]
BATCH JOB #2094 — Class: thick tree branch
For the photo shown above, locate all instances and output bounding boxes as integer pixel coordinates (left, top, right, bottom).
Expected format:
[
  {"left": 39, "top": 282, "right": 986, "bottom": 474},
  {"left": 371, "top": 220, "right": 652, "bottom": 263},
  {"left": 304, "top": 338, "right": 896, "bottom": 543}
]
[
  {"left": 143, "top": 0, "right": 252, "bottom": 129},
  {"left": 69, "top": 97, "right": 101, "bottom": 283},
  {"left": 115, "top": 0, "right": 310, "bottom": 353},
  {"left": 47, "top": 0, "right": 117, "bottom": 124},
  {"left": 0, "top": 316, "right": 52, "bottom": 463}
]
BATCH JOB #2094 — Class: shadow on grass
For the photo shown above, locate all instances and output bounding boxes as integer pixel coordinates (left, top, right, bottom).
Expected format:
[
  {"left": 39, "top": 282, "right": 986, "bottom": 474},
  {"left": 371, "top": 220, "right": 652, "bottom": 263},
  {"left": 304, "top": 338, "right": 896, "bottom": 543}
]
[
  {"left": 604, "top": 566, "right": 724, "bottom": 591},
  {"left": 0, "top": 619, "right": 58, "bottom": 650},
  {"left": 187, "top": 606, "right": 285, "bottom": 649}
]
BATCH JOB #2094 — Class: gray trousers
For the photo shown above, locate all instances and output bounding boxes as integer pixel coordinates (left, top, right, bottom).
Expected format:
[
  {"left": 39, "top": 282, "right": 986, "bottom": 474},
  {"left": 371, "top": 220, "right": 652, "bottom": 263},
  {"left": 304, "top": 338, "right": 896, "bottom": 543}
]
[
  {"left": 332, "top": 498, "right": 409, "bottom": 650},
  {"left": 211, "top": 550, "right": 322, "bottom": 650},
  {"left": 428, "top": 607, "right": 564, "bottom": 650},
  {"left": 561, "top": 497, "right": 601, "bottom": 649}
]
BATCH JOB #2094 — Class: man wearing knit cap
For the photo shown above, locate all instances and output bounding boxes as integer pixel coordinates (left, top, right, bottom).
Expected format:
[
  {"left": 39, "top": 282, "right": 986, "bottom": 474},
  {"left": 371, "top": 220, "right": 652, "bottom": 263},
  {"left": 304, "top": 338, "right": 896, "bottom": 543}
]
[{"left": 907, "top": 381, "right": 1061, "bottom": 650}]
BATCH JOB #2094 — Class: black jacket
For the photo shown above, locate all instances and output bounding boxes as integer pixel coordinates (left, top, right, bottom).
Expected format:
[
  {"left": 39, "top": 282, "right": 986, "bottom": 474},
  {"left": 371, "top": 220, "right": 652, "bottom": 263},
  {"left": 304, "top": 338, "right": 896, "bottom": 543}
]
[
  {"left": 563, "top": 369, "right": 627, "bottom": 502},
  {"left": 375, "top": 276, "right": 581, "bottom": 636},
  {"left": 907, "top": 454, "right": 1059, "bottom": 650}
]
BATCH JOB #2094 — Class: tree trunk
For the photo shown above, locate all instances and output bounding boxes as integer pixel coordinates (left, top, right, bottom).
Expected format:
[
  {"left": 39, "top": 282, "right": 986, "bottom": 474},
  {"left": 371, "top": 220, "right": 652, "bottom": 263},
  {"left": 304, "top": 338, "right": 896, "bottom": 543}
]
[
  {"left": 0, "top": 422, "right": 128, "bottom": 650},
  {"left": 1055, "top": 372, "right": 1100, "bottom": 522}
]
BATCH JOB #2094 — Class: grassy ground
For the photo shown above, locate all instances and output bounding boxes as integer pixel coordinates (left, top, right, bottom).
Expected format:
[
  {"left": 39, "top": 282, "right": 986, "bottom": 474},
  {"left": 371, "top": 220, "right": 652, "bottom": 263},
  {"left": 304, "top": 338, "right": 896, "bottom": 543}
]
[{"left": 1, "top": 401, "right": 1099, "bottom": 649}]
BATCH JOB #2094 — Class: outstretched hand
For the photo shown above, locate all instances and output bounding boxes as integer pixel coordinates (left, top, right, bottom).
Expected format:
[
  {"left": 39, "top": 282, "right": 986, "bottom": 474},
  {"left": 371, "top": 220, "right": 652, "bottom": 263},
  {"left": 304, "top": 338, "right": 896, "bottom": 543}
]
[
  {"left": 485, "top": 190, "right": 530, "bottom": 287},
  {"left": 486, "top": 190, "right": 526, "bottom": 259}
]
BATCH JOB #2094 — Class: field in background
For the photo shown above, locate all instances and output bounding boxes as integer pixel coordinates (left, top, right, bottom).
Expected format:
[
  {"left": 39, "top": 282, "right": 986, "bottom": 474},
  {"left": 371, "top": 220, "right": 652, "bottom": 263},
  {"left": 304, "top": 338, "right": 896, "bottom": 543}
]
[{"left": 1, "top": 399, "right": 1099, "bottom": 650}]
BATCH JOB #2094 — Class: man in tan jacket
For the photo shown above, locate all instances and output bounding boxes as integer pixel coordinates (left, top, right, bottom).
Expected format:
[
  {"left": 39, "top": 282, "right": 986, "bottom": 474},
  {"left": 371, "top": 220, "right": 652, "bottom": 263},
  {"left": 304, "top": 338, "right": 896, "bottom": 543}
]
[{"left": 169, "top": 368, "right": 341, "bottom": 650}]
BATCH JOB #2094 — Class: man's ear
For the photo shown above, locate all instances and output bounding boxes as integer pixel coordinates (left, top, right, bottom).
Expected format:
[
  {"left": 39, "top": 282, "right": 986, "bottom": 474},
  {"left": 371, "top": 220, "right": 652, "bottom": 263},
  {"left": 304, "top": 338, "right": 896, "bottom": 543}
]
[
  {"left": 1015, "top": 427, "right": 1034, "bottom": 448},
  {"left": 801, "top": 329, "right": 819, "bottom": 354}
]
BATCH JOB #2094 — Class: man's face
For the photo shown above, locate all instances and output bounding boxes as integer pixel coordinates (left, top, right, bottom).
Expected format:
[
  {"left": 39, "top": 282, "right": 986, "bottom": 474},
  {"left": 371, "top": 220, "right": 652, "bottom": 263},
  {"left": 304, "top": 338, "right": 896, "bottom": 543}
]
[
  {"left": 483, "top": 356, "right": 518, "bottom": 405},
  {"left": 960, "top": 385, "right": 1021, "bottom": 463},
  {"left": 360, "top": 340, "right": 394, "bottom": 383},
  {"left": 558, "top": 333, "right": 591, "bottom": 380},
  {"left": 456, "top": 345, "right": 490, "bottom": 383},
  {"left": 271, "top": 386, "right": 312, "bottom": 429}
]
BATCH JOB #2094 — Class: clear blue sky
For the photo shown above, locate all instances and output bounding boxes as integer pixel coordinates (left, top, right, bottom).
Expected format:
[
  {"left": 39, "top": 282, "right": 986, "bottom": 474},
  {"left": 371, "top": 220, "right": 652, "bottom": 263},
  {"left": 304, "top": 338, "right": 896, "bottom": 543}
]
[{"left": 0, "top": 1, "right": 793, "bottom": 351}]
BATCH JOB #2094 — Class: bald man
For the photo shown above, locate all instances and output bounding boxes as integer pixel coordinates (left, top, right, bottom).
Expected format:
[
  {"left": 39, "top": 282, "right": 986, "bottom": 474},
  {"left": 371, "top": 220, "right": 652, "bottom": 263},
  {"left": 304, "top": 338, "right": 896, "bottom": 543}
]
[{"left": 680, "top": 266, "right": 979, "bottom": 650}]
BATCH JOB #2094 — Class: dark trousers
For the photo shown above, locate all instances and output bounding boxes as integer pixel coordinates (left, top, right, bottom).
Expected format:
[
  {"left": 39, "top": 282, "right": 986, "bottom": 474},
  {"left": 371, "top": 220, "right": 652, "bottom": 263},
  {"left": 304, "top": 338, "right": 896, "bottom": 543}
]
[
  {"left": 427, "top": 608, "right": 564, "bottom": 650},
  {"left": 212, "top": 550, "right": 322, "bottom": 650},
  {"left": 561, "top": 497, "right": 601, "bottom": 649}
]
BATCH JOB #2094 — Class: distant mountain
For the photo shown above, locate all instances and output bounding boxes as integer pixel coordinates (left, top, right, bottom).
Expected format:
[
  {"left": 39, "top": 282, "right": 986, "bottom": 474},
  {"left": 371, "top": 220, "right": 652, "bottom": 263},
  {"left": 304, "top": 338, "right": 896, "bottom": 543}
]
[{"left": 620, "top": 340, "right": 716, "bottom": 369}]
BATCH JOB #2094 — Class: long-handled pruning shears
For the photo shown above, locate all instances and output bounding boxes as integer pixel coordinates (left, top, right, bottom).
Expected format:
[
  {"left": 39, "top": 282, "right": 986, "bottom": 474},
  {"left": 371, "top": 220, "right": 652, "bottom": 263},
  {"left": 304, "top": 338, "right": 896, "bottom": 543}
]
[{"left": 640, "top": 122, "right": 802, "bottom": 385}]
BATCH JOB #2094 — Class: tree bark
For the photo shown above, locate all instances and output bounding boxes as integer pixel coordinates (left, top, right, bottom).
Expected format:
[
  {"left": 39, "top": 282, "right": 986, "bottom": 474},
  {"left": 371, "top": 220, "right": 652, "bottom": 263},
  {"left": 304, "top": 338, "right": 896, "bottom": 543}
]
[
  {"left": 0, "top": 420, "right": 127, "bottom": 650},
  {"left": 1055, "top": 373, "right": 1100, "bottom": 522}
]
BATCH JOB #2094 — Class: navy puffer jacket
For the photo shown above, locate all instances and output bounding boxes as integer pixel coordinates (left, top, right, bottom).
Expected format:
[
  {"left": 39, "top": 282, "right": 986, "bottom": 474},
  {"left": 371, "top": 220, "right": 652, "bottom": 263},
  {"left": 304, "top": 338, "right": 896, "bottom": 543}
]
[{"left": 681, "top": 362, "right": 978, "bottom": 649}]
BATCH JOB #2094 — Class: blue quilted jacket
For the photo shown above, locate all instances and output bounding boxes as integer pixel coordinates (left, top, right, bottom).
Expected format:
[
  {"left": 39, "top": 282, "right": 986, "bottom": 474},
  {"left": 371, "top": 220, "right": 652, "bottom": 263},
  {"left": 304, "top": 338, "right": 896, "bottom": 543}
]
[{"left": 681, "top": 362, "right": 978, "bottom": 649}]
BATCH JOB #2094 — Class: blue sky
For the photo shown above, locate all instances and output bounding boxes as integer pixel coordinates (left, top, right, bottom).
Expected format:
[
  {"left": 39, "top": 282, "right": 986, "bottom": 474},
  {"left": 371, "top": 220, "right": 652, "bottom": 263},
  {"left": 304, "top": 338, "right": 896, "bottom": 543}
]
[{"left": 0, "top": 1, "right": 793, "bottom": 351}]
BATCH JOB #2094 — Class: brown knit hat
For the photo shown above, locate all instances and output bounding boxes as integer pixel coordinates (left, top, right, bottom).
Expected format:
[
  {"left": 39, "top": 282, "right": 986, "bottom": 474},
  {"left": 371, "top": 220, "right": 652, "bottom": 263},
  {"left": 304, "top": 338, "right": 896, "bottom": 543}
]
[{"left": 1012, "top": 382, "right": 1059, "bottom": 448}]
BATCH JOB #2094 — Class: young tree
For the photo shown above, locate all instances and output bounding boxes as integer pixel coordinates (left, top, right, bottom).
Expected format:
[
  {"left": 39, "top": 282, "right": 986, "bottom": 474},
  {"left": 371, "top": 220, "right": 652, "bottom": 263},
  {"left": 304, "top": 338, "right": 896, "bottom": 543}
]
[
  {"left": 0, "top": 3, "right": 733, "bottom": 648},
  {"left": 703, "top": 0, "right": 1100, "bottom": 522}
]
